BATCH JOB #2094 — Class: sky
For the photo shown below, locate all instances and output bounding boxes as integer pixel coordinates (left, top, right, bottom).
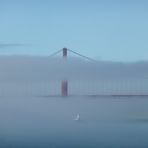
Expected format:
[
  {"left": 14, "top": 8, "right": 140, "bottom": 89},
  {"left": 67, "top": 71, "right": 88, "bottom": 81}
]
[{"left": 0, "top": 0, "right": 148, "bottom": 61}]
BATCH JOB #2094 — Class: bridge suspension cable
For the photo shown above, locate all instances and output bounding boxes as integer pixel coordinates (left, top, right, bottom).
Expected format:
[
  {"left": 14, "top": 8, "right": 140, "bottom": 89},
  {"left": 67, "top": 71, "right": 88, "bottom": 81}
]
[
  {"left": 49, "top": 48, "right": 97, "bottom": 62},
  {"left": 49, "top": 49, "right": 62, "bottom": 57},
  {"left": 68, "top": 49, "right": 97, "bottom": 62}
]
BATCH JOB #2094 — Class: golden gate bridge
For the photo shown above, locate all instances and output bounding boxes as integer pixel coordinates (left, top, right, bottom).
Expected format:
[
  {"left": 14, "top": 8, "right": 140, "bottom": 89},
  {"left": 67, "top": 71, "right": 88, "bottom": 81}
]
[
  {"left": 0, "top": 47, "right": 147, "bottom": 97},
  {"left": 48, "top": 48, "right": 148, "bottom": 97},
  {"left": 49, "top": 47, "right": 97, "bottom": 97}
]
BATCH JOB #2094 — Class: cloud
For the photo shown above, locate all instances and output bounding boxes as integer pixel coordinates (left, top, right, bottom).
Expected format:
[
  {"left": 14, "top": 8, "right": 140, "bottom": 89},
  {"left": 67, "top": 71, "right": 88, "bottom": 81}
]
[{"left": 0, "top": 43, "right": 26, "bottom": 48}]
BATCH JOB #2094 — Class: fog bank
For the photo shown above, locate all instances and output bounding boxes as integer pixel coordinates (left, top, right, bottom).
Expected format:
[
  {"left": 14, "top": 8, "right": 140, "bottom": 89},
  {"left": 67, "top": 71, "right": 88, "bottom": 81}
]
[{"left": 0, "top": 56, "right": 147, "bottom": 96}]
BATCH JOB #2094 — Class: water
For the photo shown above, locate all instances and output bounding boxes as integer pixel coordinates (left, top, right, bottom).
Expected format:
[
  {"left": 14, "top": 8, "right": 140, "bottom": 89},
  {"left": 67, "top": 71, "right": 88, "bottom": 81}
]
[{"left": 0, "top": 96, "right": 148, "bottom": 148}]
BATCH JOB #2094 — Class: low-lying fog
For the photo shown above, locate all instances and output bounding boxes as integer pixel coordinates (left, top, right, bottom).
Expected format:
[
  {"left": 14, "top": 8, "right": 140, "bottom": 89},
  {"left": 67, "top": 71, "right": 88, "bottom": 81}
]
[
  {"left": 0, "top": 56, "right": 148, "bottom": 148},
  {"left": 0, "top": 56, "right": 147, "bottom": 96}
]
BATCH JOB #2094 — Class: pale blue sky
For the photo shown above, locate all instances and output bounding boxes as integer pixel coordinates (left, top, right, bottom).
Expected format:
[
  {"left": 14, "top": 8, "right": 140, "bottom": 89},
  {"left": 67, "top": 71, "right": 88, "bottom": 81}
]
[{"left": 0, "top": 0, "right": 148, "bottom": 61}]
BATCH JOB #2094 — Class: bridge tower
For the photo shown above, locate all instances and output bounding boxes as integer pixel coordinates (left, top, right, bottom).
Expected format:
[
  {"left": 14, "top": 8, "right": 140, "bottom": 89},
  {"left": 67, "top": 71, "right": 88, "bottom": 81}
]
[
  {"left": 62, "top": 47, "right": 67, "bottom": 58},
  {"left": 61, "top": 48, "right": 68, "bottom": 97}
]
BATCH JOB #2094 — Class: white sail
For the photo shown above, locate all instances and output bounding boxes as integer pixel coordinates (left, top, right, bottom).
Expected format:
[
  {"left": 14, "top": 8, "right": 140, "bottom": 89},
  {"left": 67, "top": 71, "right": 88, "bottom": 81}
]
[{"left": 74, "top": 114, "right": 80, "bottom": 121}]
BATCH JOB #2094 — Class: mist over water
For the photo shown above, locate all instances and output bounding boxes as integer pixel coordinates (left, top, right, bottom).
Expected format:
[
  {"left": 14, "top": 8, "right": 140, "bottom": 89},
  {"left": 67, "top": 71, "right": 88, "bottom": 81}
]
[
  {"left": 1, "top": 96, "right": 148, "bottom": 148},
  {"left": 0, "top": 56, "right": 148, "bottom": 148},
  {"left": 0, "top": 56, "right": 148, "bottom": 96}
]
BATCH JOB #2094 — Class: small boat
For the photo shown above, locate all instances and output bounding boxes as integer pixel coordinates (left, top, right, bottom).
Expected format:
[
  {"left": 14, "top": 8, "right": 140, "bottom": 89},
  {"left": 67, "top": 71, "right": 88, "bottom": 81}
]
[{"left": 74, "top": 114, "right": 80, "bottom": 121}]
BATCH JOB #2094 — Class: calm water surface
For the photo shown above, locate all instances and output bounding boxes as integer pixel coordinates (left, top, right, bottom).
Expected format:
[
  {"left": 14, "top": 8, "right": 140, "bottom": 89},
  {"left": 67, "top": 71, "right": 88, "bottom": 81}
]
[{"left": 0, "top": 96, "right": 148, "bottom": 148}]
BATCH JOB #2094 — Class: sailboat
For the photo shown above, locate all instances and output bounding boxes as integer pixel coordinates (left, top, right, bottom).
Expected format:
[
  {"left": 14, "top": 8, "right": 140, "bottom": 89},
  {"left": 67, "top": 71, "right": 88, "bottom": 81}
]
[{"left": 74, "top": 114, "right": 80, "bottom": 121}]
